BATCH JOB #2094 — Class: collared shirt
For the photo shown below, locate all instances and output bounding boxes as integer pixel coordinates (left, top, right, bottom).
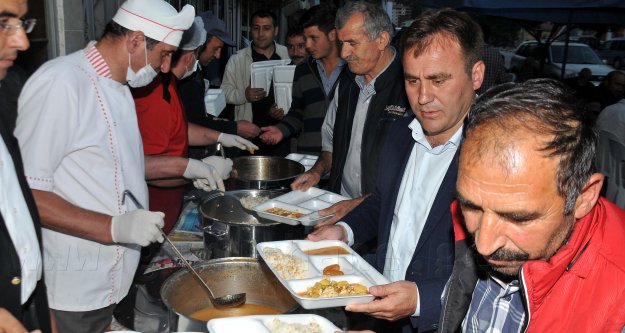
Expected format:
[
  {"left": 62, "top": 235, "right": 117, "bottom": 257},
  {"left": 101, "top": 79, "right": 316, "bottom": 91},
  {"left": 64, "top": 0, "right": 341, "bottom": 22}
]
[
  {"left": 462, "top": 276, "right": 526, "bottom": 333},
  {"left": 340, "top": 49, "right": 396, "bottom": 198},
  {"left": 0, "top": 138, "right": 42, "bottom": 304},
  {"left": 315, "top": 59, "right": 347, "bottom": 95},
  {"left": 339, "top": 118, "right": 461, "bottom": 316},
  {"left": 15, "top": 41, "right": 147, "bottom": 311}
]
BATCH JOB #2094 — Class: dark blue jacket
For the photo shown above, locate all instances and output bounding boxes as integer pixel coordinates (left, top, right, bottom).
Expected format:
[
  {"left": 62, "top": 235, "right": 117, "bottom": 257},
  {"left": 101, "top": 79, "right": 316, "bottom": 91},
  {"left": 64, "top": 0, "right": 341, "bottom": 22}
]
[{"left": 344, "top": 116, "right": 457, "bottom": 333}]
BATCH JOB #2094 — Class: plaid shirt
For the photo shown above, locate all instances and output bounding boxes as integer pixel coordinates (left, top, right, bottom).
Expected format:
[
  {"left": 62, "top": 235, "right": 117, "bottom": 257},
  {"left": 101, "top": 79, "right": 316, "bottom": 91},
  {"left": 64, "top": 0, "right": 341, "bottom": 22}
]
[{"left": 462, "top": 275, "right": 526, "bottom": 333}]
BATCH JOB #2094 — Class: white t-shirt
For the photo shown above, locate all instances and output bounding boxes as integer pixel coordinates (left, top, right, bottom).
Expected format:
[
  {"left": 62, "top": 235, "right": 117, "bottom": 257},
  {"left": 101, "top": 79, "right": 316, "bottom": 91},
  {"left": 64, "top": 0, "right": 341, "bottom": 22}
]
[{"left": 15, "top": 42, "right": 148, "bottom": 311}]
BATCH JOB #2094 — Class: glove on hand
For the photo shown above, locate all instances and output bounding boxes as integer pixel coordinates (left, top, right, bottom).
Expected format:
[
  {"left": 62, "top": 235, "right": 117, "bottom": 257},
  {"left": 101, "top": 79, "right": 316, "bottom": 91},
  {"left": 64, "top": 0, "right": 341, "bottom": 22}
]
[
  {"left": 201, "top": 156, "right": 233, "bottom": 180},
  {"left": 183, "top": 159, "right": 224, "bottom": 191},
  {"left": 111, "top": 210, "right": 165, "bottom": 247},
  {"left": 218, "top": 133, "right": 259, "bottom": 153}
]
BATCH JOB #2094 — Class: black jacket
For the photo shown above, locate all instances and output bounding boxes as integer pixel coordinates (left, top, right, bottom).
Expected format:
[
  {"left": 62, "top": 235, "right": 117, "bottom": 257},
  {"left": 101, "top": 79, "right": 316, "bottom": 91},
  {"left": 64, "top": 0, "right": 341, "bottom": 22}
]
[
  {"left": 0, "top": 119, "right": 51, "bottom": 332},
  {"left": 344, "top": 116, "right": 457, "bottom": 332},
  {"left": 328, "top": 52, "right": 410, "bottom": 195}
]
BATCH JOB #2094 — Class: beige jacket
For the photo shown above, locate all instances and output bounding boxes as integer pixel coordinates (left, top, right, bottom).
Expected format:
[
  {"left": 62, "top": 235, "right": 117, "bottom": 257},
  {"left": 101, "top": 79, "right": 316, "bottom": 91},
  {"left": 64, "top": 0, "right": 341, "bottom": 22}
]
[{"left": 221, "top": 43, "right": 290, "bottom": 121}]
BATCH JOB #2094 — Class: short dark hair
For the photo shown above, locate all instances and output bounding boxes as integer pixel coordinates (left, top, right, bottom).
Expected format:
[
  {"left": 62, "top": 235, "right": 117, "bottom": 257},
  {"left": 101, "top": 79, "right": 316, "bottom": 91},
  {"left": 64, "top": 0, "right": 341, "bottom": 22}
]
[
  {"left": 250, "top": 9, "right": 278, "bottom": 27},
  {"left": 336, "top": 1, "right": 392, "bottom": 42},
  {"left": 286, "top": 27, "right": 303, "bottom": 39},
  {"left": 463, "top": 79, "right": 596, "bottom": 215},
  {"left": 300, "top": 4, "right": 337, "bottom": 35},
  {"left": 401, "top": 8, "right": 483, "bottom": 75},
  {"left": 101, "top": 21, "right": 159, "bottom": 50}
]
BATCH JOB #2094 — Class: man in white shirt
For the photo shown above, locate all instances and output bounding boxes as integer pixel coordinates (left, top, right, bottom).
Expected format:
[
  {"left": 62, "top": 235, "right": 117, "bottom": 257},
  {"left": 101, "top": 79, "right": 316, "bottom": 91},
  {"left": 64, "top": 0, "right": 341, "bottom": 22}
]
[
  {"left": 310, "top": 8, "right": 485, "bottom": 333},
  {"left": 0, "top": 1, "right": 53, "bottom": 332},
  {"left": 15, "top": 0, "right": 195, "bottom": 331}
]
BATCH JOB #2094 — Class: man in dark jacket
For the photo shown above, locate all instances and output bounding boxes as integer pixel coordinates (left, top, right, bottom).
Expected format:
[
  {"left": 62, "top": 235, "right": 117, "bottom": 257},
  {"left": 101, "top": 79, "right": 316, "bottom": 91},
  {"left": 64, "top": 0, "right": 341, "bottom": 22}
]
[
  {"left": 291, "top": 1, "right": 410, "bottom": 222},
  {"left": 310, "top": 8, "right": 485, "bottom": 333},
  {"left": 259, "top": 4, "right": 346, "bottom": 154},
  {"left": 0, "top": 0, "right": 52, "bottom": 332}
]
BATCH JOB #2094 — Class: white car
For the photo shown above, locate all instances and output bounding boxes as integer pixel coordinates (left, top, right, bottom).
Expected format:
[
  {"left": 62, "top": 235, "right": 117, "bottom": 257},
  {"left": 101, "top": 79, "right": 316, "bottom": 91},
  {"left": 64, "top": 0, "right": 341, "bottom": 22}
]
[{"left": 509, "top": 41, "right": 614, "bottom": 85}]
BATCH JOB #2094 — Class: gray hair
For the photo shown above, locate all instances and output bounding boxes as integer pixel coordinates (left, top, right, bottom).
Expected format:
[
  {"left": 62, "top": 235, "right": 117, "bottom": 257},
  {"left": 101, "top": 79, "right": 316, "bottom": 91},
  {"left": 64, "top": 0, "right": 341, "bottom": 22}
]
[{"left": 335, "top": 1, "right": 393, "bottom": 41}]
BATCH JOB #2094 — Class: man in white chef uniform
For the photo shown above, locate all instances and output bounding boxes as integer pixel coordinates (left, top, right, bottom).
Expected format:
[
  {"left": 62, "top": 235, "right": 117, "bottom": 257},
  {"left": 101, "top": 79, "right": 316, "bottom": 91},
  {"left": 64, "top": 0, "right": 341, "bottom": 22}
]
[{"left": 14, "top": 0, "right": 197, "bottom": 331}]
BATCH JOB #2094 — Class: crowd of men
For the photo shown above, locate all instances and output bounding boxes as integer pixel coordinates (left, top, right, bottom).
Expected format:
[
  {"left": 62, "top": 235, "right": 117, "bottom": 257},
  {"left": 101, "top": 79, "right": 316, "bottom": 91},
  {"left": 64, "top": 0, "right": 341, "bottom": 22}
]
[{"left": 1, "top": 0, "right": 624, "bottom": 332}]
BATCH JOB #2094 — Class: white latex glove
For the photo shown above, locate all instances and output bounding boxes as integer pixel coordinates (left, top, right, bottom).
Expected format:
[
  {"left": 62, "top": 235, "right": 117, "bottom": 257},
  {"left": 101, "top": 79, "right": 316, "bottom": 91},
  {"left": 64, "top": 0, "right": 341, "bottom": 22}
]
[
  {"left": 111, "top": 210, "right": 165, "bottom": 247},
  {"left": 183, "top": 158, "right": 224, "bottom": 191},
  {"left": 201, "top": 156, "right": 233, "bottom": 180},
  {"left": 218, "top": 133, "right": 259, "bottom": 152}
]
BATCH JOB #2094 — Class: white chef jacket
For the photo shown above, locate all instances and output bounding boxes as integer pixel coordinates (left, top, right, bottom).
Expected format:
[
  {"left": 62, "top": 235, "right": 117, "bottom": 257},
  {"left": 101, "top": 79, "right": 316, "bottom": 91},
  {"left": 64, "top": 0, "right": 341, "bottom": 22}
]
[
  {"left": 0, "top": 138, "right": 42, "bottom": 304},
  {"left": 15, "top": 41, "right": 148, "bottom": 311}
]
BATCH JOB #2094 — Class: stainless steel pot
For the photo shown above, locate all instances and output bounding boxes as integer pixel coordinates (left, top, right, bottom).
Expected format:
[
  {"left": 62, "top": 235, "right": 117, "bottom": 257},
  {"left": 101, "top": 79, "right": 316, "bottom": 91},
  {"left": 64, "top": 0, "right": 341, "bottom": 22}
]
[
  {"left": 160, "top": 257, "right": 297, "bottom": 332},
  {"left": 225, "top": 156, "right": 305, "bottom": 190},
  {"left": 199, "top": 189, "right": 304, "bottom": 259}
]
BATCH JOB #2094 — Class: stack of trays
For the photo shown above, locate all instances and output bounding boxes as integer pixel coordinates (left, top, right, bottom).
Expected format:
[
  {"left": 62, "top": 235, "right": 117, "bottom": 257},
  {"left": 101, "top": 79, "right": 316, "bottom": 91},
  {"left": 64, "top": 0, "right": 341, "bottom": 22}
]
[
  {"left": 257, "top": 240, "right": 390, "bottom": 309},
  {"left": 252, "top": 188, "right": 349, "bottom": 226}
]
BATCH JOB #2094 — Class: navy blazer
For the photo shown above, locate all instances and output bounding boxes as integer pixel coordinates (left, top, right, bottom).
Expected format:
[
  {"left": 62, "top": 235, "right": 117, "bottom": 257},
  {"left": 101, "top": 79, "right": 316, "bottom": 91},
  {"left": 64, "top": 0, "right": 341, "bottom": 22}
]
[{"left": 344, "top": 116, "right": 457, "bottom": 333}]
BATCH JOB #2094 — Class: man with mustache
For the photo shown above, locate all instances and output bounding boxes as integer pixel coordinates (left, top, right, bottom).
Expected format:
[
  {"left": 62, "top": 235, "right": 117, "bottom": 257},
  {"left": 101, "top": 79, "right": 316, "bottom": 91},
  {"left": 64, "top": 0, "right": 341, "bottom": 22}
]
[
  {"left": 290, "top": 0, "right": 409, "bottom": 220},
  {"left": 440, "top": 79, "right": 625, "bottom": 332},
  {"left": 221, "top": 9, "right": 290, "bottom": 155}
]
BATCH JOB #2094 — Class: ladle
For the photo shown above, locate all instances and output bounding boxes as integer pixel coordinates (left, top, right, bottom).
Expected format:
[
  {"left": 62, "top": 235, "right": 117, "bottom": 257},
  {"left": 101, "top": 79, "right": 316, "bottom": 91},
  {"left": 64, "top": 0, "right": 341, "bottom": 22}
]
[{"left": 122, "top": 190, "right": 246, "bottom": 308}]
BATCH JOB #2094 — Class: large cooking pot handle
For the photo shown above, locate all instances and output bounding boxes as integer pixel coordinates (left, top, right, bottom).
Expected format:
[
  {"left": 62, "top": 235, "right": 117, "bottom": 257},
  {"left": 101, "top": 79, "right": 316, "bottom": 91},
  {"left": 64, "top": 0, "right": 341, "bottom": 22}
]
[{"left": 203, "top": 225, "right": 228, "bottom": 238}]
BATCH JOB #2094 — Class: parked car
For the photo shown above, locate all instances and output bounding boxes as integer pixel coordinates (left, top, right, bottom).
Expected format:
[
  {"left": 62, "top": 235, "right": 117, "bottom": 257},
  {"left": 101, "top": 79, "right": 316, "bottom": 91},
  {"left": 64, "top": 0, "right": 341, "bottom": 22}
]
[
  {"left": 597, "top": 37, "right": 625, "bottom": 69},
  {"left": 509, "top": 41, "right": 614, "bottom": 85}
]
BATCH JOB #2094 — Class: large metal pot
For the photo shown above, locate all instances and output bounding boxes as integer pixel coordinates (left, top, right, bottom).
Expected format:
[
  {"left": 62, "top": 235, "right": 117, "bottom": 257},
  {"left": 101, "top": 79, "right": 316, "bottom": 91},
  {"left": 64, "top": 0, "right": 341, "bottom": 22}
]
[
  {"left": 226, "top": 156, "right": 304, "bottom": 190},
  {"left": 160, "top": 257, "right": 297, "bottom": 332},
  {"left": 199, "top": 189, "right": 304, "bottom": 259}
]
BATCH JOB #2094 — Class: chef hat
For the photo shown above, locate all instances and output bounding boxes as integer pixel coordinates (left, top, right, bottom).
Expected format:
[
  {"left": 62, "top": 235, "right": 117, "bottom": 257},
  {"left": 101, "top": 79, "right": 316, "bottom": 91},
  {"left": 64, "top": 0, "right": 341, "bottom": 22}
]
[
  {"left": 179, "top": 17, "right": 207, "bottom": 51},
  {"left": 198, "top": 11, "right": 235, "bottom": 46},
  {"left": 112, "top": 0, "right": 195, "bottom": 47}
]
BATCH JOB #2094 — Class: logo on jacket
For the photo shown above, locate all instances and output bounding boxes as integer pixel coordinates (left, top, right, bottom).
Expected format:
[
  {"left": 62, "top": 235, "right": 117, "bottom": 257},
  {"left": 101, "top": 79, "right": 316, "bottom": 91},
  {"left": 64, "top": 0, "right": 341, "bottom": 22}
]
[{"left": 384, "top": 105, "right": 407, "bottom": 117}]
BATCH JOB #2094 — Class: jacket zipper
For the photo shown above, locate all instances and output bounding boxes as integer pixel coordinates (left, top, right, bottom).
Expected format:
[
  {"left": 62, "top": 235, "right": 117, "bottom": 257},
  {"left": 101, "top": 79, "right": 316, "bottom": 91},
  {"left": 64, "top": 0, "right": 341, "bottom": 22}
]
[{"left": 519, "top": 267, "right": 531, "bottom": 332}]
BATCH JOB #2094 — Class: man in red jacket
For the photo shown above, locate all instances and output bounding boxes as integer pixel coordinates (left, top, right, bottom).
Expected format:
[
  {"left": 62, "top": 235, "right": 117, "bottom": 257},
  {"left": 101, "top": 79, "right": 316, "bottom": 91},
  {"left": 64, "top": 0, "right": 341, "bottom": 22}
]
[{"left": 439, "top": 79, "right": 625, "bottom": 332}]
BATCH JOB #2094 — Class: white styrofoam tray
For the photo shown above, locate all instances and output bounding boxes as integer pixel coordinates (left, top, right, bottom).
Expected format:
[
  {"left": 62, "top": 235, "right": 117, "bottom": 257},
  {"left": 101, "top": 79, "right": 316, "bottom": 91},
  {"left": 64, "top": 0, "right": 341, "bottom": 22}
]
[
  {"left": 257, "top": 240, "right": 390, "bottom": 309},
  {"left": 207, "top": 314, "right": 340, "bottom": 333},
  {"left": 253, "top": 188, "right": 349, "bottom": 226},
  {"left": 286, "top": 153, "right": 318, "bottom": 172}
]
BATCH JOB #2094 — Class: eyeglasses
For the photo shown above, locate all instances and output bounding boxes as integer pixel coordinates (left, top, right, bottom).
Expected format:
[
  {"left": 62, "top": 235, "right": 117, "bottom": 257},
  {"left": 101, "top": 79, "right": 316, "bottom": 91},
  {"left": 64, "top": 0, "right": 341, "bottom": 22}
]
[{"left": 0, "top": 19, "right": 36, "bottom": 35}]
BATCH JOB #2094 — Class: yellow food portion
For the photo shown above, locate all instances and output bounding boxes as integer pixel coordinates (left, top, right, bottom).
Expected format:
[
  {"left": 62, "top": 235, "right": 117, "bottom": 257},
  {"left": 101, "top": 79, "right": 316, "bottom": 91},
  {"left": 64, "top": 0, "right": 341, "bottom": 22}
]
[
  {"left": 299, "top": 278, "right": 369, "bottom": 298},
  {"left": 248, "top": 148, "right": 255, "bottom": 154},
  {"left": 265, "top": 207, "right": 305, "bottom": 219}
]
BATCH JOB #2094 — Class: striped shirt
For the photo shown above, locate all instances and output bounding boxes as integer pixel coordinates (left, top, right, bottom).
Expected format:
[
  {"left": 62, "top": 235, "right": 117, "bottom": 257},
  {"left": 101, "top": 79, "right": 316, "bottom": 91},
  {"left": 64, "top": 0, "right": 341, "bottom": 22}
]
[
  {"left": 84, "top": 41, "right": 112, "bottom": 78},
  {"left": 462, "top": 276, "right": 526, "bottom": 333}
]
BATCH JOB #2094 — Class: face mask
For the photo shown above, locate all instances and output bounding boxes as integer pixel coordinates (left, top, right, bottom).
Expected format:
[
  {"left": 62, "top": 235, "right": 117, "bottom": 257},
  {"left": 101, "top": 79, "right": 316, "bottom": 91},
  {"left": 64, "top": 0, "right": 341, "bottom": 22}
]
[
  {"left": 180, "top": 58, "right": 198, "bottom": 80},
  {"left": 126, "top": 41, "right": 158, "bottom": 88}
]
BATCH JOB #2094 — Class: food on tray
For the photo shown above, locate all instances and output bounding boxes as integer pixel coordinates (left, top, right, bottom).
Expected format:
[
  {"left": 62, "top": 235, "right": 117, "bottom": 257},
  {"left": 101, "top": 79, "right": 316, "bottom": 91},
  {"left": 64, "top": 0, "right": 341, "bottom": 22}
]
[
  {"left": 248, "top": 147, "right": 255, "bottom": 154},
  {"left": 190, "top": 304, "right": 280, "bottom": 321},
  {"left": 263, "top": 247, "right": 308, "bottom": 280},
  {"left": 266, "top": 318, "right": 322, "bottom": 333},
  {"left": 322, "top": 264, "right": 344, "bottom": 276},
  {"left": 299, "top": 278, "right": 369, "bottom": 298},
  {"left": 304, "top": 246, "right": 351, "bottom": 255},
  {"left": 265, "top": 207, "right": 306, "bottom": 219},
  {"left": 239, "top": 195, "right": 270, "bottom": 210}
]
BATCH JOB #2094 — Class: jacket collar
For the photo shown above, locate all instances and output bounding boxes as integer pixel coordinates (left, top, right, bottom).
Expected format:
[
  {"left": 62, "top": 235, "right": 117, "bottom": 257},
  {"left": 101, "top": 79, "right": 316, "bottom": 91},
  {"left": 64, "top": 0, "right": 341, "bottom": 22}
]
[{"left": 520, "top": 198, "right": 603, "bottom": 308}]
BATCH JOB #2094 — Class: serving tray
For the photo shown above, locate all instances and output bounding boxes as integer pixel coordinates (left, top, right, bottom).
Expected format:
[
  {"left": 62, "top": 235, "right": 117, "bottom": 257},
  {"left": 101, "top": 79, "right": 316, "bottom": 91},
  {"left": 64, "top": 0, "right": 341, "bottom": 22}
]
[
  {"left": 252, "top": 188, "right": 349, "bottom": 226},
  {"left": 257, "top": 240, "right": 390, "bottom": 309}
]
